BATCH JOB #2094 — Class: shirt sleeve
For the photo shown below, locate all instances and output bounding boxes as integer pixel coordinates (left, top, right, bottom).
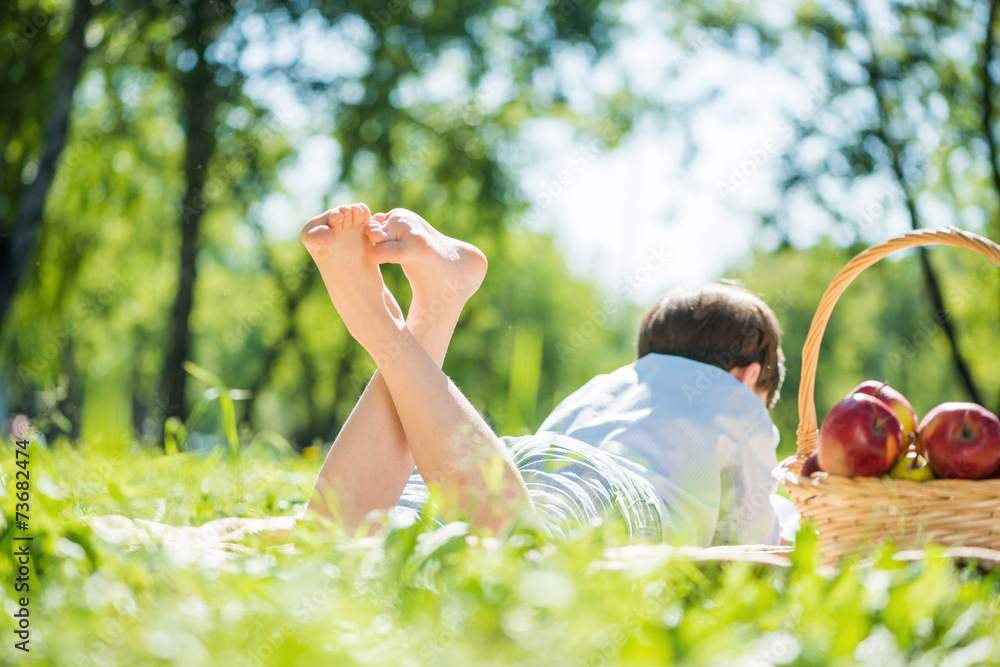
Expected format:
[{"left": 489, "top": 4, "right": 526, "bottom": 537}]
[{"left": 716, "top": 418, "right": 781, "bottom": 545}]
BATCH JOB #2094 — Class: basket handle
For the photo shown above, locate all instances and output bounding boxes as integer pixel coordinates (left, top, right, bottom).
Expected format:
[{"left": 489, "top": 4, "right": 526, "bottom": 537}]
[{"left": 795, "top": 226, "right": 1000, "bottom": 457}]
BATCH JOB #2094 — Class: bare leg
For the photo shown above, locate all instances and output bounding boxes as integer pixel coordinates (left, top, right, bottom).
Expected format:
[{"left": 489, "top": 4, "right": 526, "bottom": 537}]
[
  {"left": 302, "top": 205, "right": 527, "bottom": 531},
  {"left": 302, "top": 203, "right": 472, "bottom": 526}
]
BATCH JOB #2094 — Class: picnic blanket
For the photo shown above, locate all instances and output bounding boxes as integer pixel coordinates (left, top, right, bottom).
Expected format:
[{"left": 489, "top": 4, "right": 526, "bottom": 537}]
[
  {"left": 83, "top": 514, "right": 1000, "bottom": 571},
  {"left": 85, "top": 514, "right": 299, "bottom": 567}
]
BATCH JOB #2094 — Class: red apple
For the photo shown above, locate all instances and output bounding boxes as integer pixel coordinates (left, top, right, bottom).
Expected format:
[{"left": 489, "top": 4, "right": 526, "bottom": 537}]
[
  {"left": 917, "top": 402, "right": 1000, "bottom": 480},
  {"left": 799, "top": 451, "right": 823, "bottom": 479},
  {"left": 819, "top": 393, "right": 904, "bottom": 476},
  {"left": 849, "top": 380, "right": 918, "bottom": 444}
]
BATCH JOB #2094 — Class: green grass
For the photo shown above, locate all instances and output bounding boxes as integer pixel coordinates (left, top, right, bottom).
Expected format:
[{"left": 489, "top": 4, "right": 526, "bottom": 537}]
[{"left": 2, "top": 436, "right": 999, "bottom": 666}]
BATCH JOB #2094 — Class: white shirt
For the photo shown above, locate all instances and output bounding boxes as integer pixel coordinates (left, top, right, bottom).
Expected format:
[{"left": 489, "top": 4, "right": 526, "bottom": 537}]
[{"left": 537, "top": 354, "right": 781, "bottom": 547}]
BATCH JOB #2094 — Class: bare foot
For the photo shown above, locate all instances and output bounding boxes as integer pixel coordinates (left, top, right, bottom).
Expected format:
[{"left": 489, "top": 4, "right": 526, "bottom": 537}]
[
  {"left": 301, "top": 203, "right": 404, "bottom": 351},
  {"left": 365, "top": 209, "right": 488, "bottom": 326}
]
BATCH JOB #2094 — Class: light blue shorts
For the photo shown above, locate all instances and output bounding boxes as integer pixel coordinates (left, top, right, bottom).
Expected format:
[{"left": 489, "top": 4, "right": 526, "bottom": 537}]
[{"left": 394, "top": 433, "right": 667, "bottom": 542}]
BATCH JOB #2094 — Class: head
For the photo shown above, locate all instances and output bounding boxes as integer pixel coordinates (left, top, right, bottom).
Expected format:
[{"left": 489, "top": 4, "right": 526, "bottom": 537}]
[{"left": 637, "top": 281, "right": 785, "bottom": 408}]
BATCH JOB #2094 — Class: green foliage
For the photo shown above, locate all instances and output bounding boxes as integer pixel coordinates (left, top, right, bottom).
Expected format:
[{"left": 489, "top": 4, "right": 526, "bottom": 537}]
[
  {"left": 5, "top": 9, "right": 1000, "bottom": 664},
  {"left": 2, "top": 436, "right": 999, "bottom": 665},
  {"left": 1, "top": 0, "right": 641, "bottom": 449},
  {"left": 681, "top": 0, "right": 1000, "bottom": 417},
  {"left": 5, "top": 0, "right": 1000, "bottom": 457},
  {"left": 736, "top": 240, "right": 1000, "bottom": 458}
]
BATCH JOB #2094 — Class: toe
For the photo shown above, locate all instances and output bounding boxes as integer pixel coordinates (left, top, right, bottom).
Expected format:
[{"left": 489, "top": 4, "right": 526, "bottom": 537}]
[
  {"left": 373, "top": 212, "right": 388, "bottom": 223},
  {"left": 368, "top": 240, "right": 408, "bottom": 265},
  {"left": 331, "top": 205, "right": 351, "bottom": 231},
  {"left": 380, "top": 216, "right": 415, "bottom": 243},
  {"left": 365, "top": 222, "right": 389, "bottom": 244},
  {"left": 347, "top": 203, "right": 369, "bottom": 228},
  {"left": 300, "top": 211, "right": 331, "bottom": 245},
  {"left": 302, "top": 224, "right": 335, "bottom": 253}
]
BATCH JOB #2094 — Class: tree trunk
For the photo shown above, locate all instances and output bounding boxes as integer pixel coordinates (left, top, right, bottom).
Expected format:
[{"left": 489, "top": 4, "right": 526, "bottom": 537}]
[
  {"left": 242, "top": 262, "right": 317, "bottom": 424},
  {"left": 981, "top": 0, "right": 1000, "bottom": 415},
  {"left": 858, "top": 3, "right": 984, "bottom": 405},
  {"left": 158, "top": 45, "right": 218, "bottom": 421},
  {"left": 291, "top": 341, "right": 324, "bottom": 449},
  {"left": 0, "top": 0, "right": 92, "bottom": 334},
  {"left": 982, "top": 0, "right": 1000, "bottom": 234},
  {"left": 293, "top": 339, "right": 356, "bottom": 450}
]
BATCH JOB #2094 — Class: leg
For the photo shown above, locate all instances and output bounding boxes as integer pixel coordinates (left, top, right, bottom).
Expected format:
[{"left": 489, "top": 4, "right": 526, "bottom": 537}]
[
  {"left": 302, "top": 205, "right": 528, "bottom": 531},
  {"left": 303, "top": 203, "right": 473, "bottom": 527},
  {"left": 365, "top": 209, "right": 534, "bottom": 530}
]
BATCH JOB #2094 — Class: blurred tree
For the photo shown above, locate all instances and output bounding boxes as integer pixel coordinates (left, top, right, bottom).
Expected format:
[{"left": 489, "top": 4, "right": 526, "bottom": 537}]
[
  {"left": 735, "top": 241, "right": 997, "bottom": 457},
  {"left": 672, "top": 0, "right": 1000, "bottom": 412},
  {"left": 157, "top": 0, "right": 227, "bottom": 424},
  {"left": 981, "top": 0, "right": 1000, "bottom": 209},
  {"left": 225, "top": 0, "right": 645, "bottom": 445},
  {"left": 9, "top": 0, "right": 1000, "bottom": 455},
  {"left": 157, "top": 0, "right": 310, "bottom": 424},
  {"left": 0, "top": 0, "right": 93, "bottom": 335},
  {"left": 0, "top": 0, "right": 644, "bottom": 449},
  {"left": 0, "top": 0, "right": 297, "bottom": 436}
]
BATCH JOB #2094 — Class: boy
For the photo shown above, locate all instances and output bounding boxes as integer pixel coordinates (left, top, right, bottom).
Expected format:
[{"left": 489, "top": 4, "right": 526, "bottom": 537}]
[
  {"left": 532, "top": 283, "right": 785, "bottom": 545},
  {"left": 302, "top": 204, "right": 785, "bottom": 544}
]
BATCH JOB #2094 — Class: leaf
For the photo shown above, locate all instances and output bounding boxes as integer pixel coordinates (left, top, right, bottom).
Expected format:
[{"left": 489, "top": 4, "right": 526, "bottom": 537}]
[
  {"left": 219, "top": 393, "right": 240, "bottom": 464},
  {"left": 248, "top": 431, "right": 294, "bottom": 455},
  {"left": 164, "top": 416, "right": 188, "bottom": 454},
  {"left": 183, "top": 361, "right": 225, "bottom": 387}
]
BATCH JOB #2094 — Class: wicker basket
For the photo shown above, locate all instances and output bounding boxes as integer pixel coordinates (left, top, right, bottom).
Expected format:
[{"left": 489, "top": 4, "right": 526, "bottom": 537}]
[{"left": 774, "top": 227, "right": 1000, "bottom": 562}]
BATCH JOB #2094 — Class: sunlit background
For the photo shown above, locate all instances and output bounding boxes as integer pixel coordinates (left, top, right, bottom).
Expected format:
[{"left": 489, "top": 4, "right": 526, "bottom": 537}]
[
  {"left": 5, "top": 2, "right": 1000, "bottom": 664},
  {"left": 3, "top": 0, "right": 999, "bottom": 458}
]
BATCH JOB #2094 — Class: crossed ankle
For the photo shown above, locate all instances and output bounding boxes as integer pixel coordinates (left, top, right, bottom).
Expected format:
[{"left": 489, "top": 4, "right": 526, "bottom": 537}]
[{"left": 410, "top": 277, "right": 468, "bottom": 313}]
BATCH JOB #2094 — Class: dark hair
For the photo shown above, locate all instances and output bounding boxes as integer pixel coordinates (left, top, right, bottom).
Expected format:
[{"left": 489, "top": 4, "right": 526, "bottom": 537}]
[{"left": 637, "top": 281, "right": 785, "bottom": 407}]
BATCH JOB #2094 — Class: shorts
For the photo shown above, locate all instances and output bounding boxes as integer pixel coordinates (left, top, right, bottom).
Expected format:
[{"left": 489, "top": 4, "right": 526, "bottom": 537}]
[{"left": 394, "top": 433, "right": 668, "bottom": 542}]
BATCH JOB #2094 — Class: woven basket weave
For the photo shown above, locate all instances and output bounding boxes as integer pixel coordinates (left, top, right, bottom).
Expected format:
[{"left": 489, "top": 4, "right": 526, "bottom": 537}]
[{"left": 774, "top": 227, "right": 1000, "bottom": 562}]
